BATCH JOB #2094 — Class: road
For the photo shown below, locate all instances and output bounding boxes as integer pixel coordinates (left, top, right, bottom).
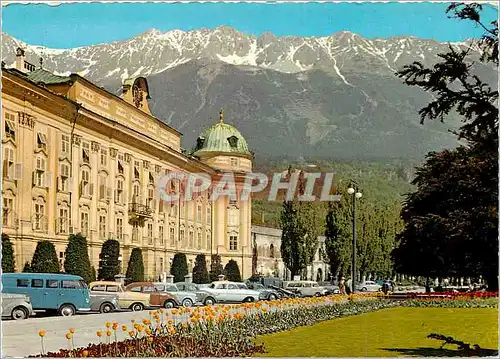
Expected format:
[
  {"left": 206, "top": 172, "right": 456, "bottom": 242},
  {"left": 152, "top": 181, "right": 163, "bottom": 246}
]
[{"left": 1, "top": 309, "right": 187, "bottom": 357}]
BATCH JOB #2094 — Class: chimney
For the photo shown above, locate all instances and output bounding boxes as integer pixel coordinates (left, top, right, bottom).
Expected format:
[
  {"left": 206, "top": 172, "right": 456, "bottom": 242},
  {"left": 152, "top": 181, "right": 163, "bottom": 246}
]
[{"left": 15, "top": 47, "right": 26, "bottom": 72}]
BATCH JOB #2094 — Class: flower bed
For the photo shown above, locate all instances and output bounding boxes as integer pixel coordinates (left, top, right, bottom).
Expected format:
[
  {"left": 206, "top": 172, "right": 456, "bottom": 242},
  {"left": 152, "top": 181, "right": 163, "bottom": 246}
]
[
  {"left": 31, "top": 294, "right": 390, "bottom": 358},
  {"left": 403, "top": 297, "right": 498, "bottom": 308},
  {"left": 405, "top": 291, "right": 498, "bottom": 299}
]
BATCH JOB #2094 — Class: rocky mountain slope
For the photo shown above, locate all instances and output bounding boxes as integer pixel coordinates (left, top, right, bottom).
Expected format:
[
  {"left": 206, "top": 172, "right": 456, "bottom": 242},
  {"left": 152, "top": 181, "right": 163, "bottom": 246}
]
[{"left": 2, "top": 28, "right": 494, "bottom": 160}]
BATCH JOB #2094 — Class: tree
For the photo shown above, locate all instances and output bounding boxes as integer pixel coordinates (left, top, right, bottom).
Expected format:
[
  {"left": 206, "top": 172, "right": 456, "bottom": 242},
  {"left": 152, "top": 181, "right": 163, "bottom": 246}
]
[
  {"left": 209, "top": 254, "right": 224, "bottom": 282},
  {"left": 251, "top": 233, "right": 258, "bottom": 276},
  {"left": 324, "top": 201, "right": 350, "bottom": 282},
  {"left": 2, "top": 233, "right": 15, "bottom": 273},
  {"left": 23, "top": 261, "right": 32, "bottom": 273},
  {"left": 170, "top": 253, "right": 188, "bottom": 282},
  {"left": 224, "top": 259, "right": 242, "bottom": 282},
  {"left": 31, "top": 241, "right": 60, "bottom": 273},
  {"left": 64, "top": 234, "right": 93, "bottom": 283},
  {"left": 90, "top": 266, "right": 97, "bottom": 282},
  {"left": 97, "top": 239, "right": 120, "bottom": 281},
  {"left": 393, "top": 3, "right": 498, "bottom": 290},
  {"left": 126, "top": 248, "right": 145, "bottom": 283},
  {"left": 192, "top": 254, "right": 210, "bottom": 284}
]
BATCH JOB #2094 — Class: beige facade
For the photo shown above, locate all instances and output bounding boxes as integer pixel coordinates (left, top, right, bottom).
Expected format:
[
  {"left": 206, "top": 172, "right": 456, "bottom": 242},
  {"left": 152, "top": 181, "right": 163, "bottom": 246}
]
[{"left": 1, "top": 49, "right": 253, "bottom": 279}]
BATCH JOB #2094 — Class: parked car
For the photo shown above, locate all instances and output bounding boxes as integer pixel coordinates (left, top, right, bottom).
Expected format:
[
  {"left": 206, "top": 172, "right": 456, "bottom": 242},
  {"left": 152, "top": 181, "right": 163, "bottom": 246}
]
[
  {"left": 318, "top": 282, "right": 341, "bottom": 295},
  {"left": 174, "top": 282, "right": 217, "bottom": 306},
  {"left": 356, "top": 281, "right": 382, "bottom": 292},
  {"left": 153, "top": 282, "right": 198, "bottom": 307},
  {"left": 283, "top": 281, "right": 326, "bottom": 297},
  {"left": 244, "top": 282, "right": 281, "bottom": 300},
  {"left": 125, "top": 282, "right": 179, "bottom": 309},
  {"left": 89, "top": 281, "right": 150, "bottom": 311},
  {"left": 90, "top": 292, "right": 121, "bottom": 313},
  {"left": 204, "top": 281, "right": 260, "bottom": 303},
  {"left": 1, "top": 293, "right": 34, "bottom": 320},
  {"left": 2, "top": 273, "right": 91, "bottom": 316}
]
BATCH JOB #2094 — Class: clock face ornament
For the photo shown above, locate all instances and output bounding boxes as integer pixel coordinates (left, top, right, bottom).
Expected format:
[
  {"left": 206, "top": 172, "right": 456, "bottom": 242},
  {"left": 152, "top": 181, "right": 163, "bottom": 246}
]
[{"left": 132, "top": 84, "right": 143, "bottom": 108}]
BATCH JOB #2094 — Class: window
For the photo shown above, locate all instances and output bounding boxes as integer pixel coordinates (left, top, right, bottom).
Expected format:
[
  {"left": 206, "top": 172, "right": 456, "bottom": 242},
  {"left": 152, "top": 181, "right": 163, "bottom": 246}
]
[
  {"left": 117, "top": 160, "right": 124, "bottom": 175},
  {"left": 16, "top": 279, "right": 29, "bottom": 287},
  {"left": 3, "top": 197, "right": 13, "bottom": 227},
  {"left": 58, "top": 206, "right": 69, "bottom": 234},
  {"left": 61, "top": 134, "right": 70, "bottom": 155},
  {"left": 270, "top": 244, "right": 275, "bottom": 258},
  {"left": 3, "top": 147, "right": 14, "bottom": 179},
  {"left": 34, "top": 202, "right": 45, "bottom": 230},
  {"left": 197, "top": 204, "right": 202, "bottom": 222},
  {"left": 116, "top": 218, "right": 123, "bottom": 240},
  {"left": 134, "top": 162, "right": 140, "bottom": 180},
  {"left": 91, "top": 284, "right": 106, "bottom": 292},
  {"left": 99, "top": 175, "right": 108, "bottom": 200},
  {"left": 99, "top": 215, "right": 107, "bottom": 239},
  {"left": 81, "top": 169, "right": 90, "bottom": 197},
  {"left": 31, "top": 279, "right": 43, "bottom": 288},
  {"left": 100, "top": 148, "right": 107, "bottom": 167},
  {"left": 170, "top": 227, "right": 175, "bottom": 246},
  {"left": 132, "top": 226, "right": 139, "bottom": 242},
  {"left": 46, "top": 280, "right": 59, "bottom": 288},
  {"left": 180, "top": 229, "right": 185, "bottom": 244},
  {"left": 62, "top": 280, "right": 83, "bottom": 289},
  {"left": 159, "top": 225, "right": 164, "bottom": 245},
  {"left": 207, "top": 206, "right": 211, "bottom": 224},
  {"left": 229, "top": 234, "right": 238, "bottom": 251},
  {"left": 80, "top": 211, "right": 89, "bottom": 236},
  {"left": 148, "top": 187, "right": 155, "bottom": 210},
  {"left": 189, "top": 231, "right": 194, "bottom": 247},
  {"left": 115, "top": 179, "right": 124, "bottom": 204},
  {"left": 4, "top": 112, "right": 16, "bottom": 141},
  {"left": 230, "top": 157, "right": 238, "bottom": 167},
  {"left": 170, "top": 204, "right": 177, "bottom": 217},
  {"left": 207, "top": 233, "right": 211, "bottom": 250},
  {"left": 227, "top": 135, "right": 238, "bottom": 148},
  {"left": 147, "top": 223, "right": 153, "bottom": 240},
  {"left": 37, "top": 132, "right": 47, "bottom": 151},
  {"left": 130, "top": 286, "right": 141, "bottom": 292},
  {"left": 106, "top": 285, "right": 119, "bottom": 293},
  {"left": 82, "top": 142, "right": 90, "bottom": 163},
  {"left": 35, "top": 157, "right": 46, "bottom": 187},
  {"left": 149, "top": 172, "right": 154, "bottom": 184},
  {"left": 59, "top": 164, "right": 70, "bottom": 192},
  {"left": 133, "top": 183, "right": 140, "bottom": 200},
  {"left": 197, "top": 232, "right": 202, "bottom": 249},
  {"left": 228, "top": 208, "right": 239, "bottom": 226}
]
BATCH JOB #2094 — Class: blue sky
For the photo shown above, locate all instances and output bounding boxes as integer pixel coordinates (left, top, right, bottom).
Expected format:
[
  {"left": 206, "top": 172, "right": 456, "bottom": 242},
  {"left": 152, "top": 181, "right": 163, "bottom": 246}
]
[{"left": 2, "top": 2, "right": 497, "bottom": 48}]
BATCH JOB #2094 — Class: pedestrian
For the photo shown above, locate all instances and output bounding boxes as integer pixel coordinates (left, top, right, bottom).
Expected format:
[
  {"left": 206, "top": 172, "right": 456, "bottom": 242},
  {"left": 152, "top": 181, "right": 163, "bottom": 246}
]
[
  {"left": 339, "top": 277, "right": 346, "bottom": 294},
  {"left": 346, "top": 278, "right": 352, "bottom": 295}
]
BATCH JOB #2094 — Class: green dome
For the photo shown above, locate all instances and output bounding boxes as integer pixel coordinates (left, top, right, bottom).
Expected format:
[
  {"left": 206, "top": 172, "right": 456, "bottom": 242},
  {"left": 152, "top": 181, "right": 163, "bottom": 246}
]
[{"left": 192, "top": 111, "right": 251, "bottom": 157}]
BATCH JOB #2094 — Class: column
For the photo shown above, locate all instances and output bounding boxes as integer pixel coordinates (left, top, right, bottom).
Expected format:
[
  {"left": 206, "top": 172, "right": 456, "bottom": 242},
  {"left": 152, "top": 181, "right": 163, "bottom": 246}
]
[
  {"left": 108, "top": 147, "right": 117, "bottom": 235},
  {"left": 70, "top": 135, "right": 81, "bottom": 233},
  {"left": 90, "top": 141, "right": 100, "bottom": 248},
  {"left": 214, "top": 196, "right": 225, "bottom": 254}
]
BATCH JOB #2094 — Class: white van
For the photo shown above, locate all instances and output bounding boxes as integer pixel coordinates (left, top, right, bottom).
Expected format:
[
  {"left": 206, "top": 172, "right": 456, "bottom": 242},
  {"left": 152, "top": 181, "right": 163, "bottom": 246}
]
[{"left": 284, "top": 280, "right": 326, "bottom": 297}]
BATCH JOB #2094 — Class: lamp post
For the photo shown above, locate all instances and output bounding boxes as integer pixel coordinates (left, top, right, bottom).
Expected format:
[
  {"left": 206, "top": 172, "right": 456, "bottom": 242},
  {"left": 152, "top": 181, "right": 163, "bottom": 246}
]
[{"left": 347, "top": 183, "right": 362, "bottom": 293}]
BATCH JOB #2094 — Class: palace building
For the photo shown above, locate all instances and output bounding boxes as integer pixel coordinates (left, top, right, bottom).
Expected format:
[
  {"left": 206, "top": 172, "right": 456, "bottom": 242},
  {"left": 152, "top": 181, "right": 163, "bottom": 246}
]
[{"left": 1, "top": 48, "right": 253, "bottom": 279}]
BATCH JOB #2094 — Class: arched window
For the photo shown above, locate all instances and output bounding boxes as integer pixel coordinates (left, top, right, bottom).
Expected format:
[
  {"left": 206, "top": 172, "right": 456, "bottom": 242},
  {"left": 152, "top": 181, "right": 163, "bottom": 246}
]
[
  {"left": 197, "top": 204, "right": 202, "bottom": 222},
  {"left": 98, "top": 173, "right": 108, "bottom": 200},
  {"left": 33, "top": 197, "right": 46, "bottom": 231},
  {"left": 115, "top": 178, "right": 124, "bottom": 204},
  {"left": 269, "top": 244, "right": 275, "bottom": 258},
  {"left": 80, "top": 168, "right": 91, "bottom": 197}
]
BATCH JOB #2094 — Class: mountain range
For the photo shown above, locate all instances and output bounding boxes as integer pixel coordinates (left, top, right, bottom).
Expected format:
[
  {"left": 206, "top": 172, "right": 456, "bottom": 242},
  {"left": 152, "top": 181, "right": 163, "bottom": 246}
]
[{"left": 2, "top": 27, "right": 495, "bottom": 160}]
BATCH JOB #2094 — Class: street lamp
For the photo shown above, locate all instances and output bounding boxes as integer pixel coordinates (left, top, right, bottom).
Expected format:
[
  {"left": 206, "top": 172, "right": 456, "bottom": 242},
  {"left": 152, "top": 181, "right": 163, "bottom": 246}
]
[{"left": 347, "top": 183, "right": 362, "bottom": 293}]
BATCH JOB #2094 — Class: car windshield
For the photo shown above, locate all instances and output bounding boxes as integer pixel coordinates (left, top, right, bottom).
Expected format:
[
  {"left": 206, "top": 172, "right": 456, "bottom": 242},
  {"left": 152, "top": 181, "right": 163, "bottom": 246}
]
[{"left": 236, "top": 283, "right": 247, "bottom": 289}]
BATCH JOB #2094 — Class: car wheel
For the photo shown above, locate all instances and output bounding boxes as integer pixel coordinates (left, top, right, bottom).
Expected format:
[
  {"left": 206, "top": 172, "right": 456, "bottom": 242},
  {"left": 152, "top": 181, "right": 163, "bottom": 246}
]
[
  {"left": 163, "top": 300, "right": 176, "bottom": 309},
  {"left": 11, "top": 306, "right": 28, "bottom": 320},
  {"left": 361, "top": 287, "right": 368, "bottom": 292},
  {"left": 182, "top": 298, "right": 193, "bottom": 308},
  {"left": 315, "top": 292, "right": 322, "bottom": 297},
  {"left": 268, "top": 293, "right": 277, "bottom": 301},
  {"left": 243, "top": 297, "right": 254, "bottom": 303},
  {"left": 204, "top": 297, "right": 215, "bottom": 306},
  {"left": 131, "top": 303, "right": 144, "bottom": 312},
  {"left": 59, "top": 304, "right": 76, "bottom": 317},
  {"left": 99, "top": 302, "right": 114, "bottom": 314}
]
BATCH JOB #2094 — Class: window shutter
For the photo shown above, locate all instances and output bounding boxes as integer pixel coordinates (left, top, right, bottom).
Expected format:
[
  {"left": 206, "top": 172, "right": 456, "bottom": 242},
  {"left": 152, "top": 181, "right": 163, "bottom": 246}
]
[
  {"left": 14, "top": 163, "right": 22, "bottom": 180},
  {"left": 57, "top": 176, "right": 61, "bottom": 191},
  {"left": 114, "top": 189, "right": 118, "bottom": 203},
  {"left": 106, "top": 187, "right": 111, "bottom": 200},
  {"left": 89, "top": 183, "right": 94, "bottom": 196},
  {"left": 44, "top": 172, "right": 52, "bottom": 188},
  {"left": 2, "top": 160, "right": 8, "bottom": 179},
  {"left": 99, "top": 184, "right": 105, "bottom": 199}
]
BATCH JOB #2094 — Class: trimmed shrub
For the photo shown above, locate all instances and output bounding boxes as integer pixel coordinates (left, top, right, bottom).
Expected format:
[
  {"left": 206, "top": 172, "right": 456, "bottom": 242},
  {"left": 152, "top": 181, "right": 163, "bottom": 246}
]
[
  {"left": 23, "top": 261, "right": 32, "bottom": 273},
  {"left": 97, "top": 239, "right": 120, "bottom": 280},
  {"left": 64, "top": 234, "right": 93, "bottom": 283},
  {"left": 209, "top": 254, "right": 223, "bottom": 282},
  {"left": 192, "top": 254, "right": 210, "bottom": 284},
  {"left": 2, "top": 233, "right": 15, "bottom": 272},
  {"left": 31, "top": 241, "right": 60, "bottom": 273},
  {"left": 224, "top": 259, "right": 242, "bottom": 282},
  {"left": 171, "top": 253, "right": 188, "bottom": 283},
  {"left": 126, "top": 247, "right": 145, "bottom": 284}
]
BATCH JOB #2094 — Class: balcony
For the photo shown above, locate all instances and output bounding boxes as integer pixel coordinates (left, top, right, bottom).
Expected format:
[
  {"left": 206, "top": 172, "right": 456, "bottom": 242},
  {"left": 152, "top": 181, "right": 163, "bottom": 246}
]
[{"left": 128, "top": 202, "right": 152, "bottom": 218}]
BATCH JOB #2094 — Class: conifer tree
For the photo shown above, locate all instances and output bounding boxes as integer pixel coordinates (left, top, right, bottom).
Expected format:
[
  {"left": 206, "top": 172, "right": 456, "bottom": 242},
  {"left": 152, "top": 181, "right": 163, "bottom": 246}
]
[
  {"left": 125, "top": 247, "right": 145, "bottom": 283},
  {"left": 170, "top": 253, "right": 188, "bottom": 282},
  {"left": 64, "top": 234, "right": 93, "bottom": 283},
  {"left": 209, "top": 254, "right": 224, "bottom": 282},
  {"left": 97, "top": 239, "right": 120, "bottom": 280},
  {"left": 192, "top": 254, "right": 210, "bottom": 284},
  {"left": 31, "top": 241, "right": 60, "bottom": 273},
  {"left": 224, "top": 259, "right": 242, "bottom": 282},
  {"left": 2, "top": 233, "right": 15, "bottom": 273}
]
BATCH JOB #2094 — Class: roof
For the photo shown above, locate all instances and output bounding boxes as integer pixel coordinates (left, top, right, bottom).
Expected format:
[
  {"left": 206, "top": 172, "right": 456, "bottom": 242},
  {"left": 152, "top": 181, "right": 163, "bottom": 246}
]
[
  {"left": 27, "top": 68, "right": 72, "bottom": 85},
  {"left": 89, "top": 281, "right": 122, "bottom": 285},
  {"left": 251, "top": 225, "right": 283, "bottom": 237},
  {"left": 2, "top": 272, "right": 83, "bottom": 279},
  {"left": 192, "top": 111, "right": 251, "bottom": 157}
]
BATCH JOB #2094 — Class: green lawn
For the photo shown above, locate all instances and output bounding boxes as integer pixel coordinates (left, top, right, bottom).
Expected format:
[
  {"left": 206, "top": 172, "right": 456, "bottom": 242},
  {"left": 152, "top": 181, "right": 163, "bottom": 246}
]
[{"left": 257, "top": 307, "right": 498, "bottom": 357}]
